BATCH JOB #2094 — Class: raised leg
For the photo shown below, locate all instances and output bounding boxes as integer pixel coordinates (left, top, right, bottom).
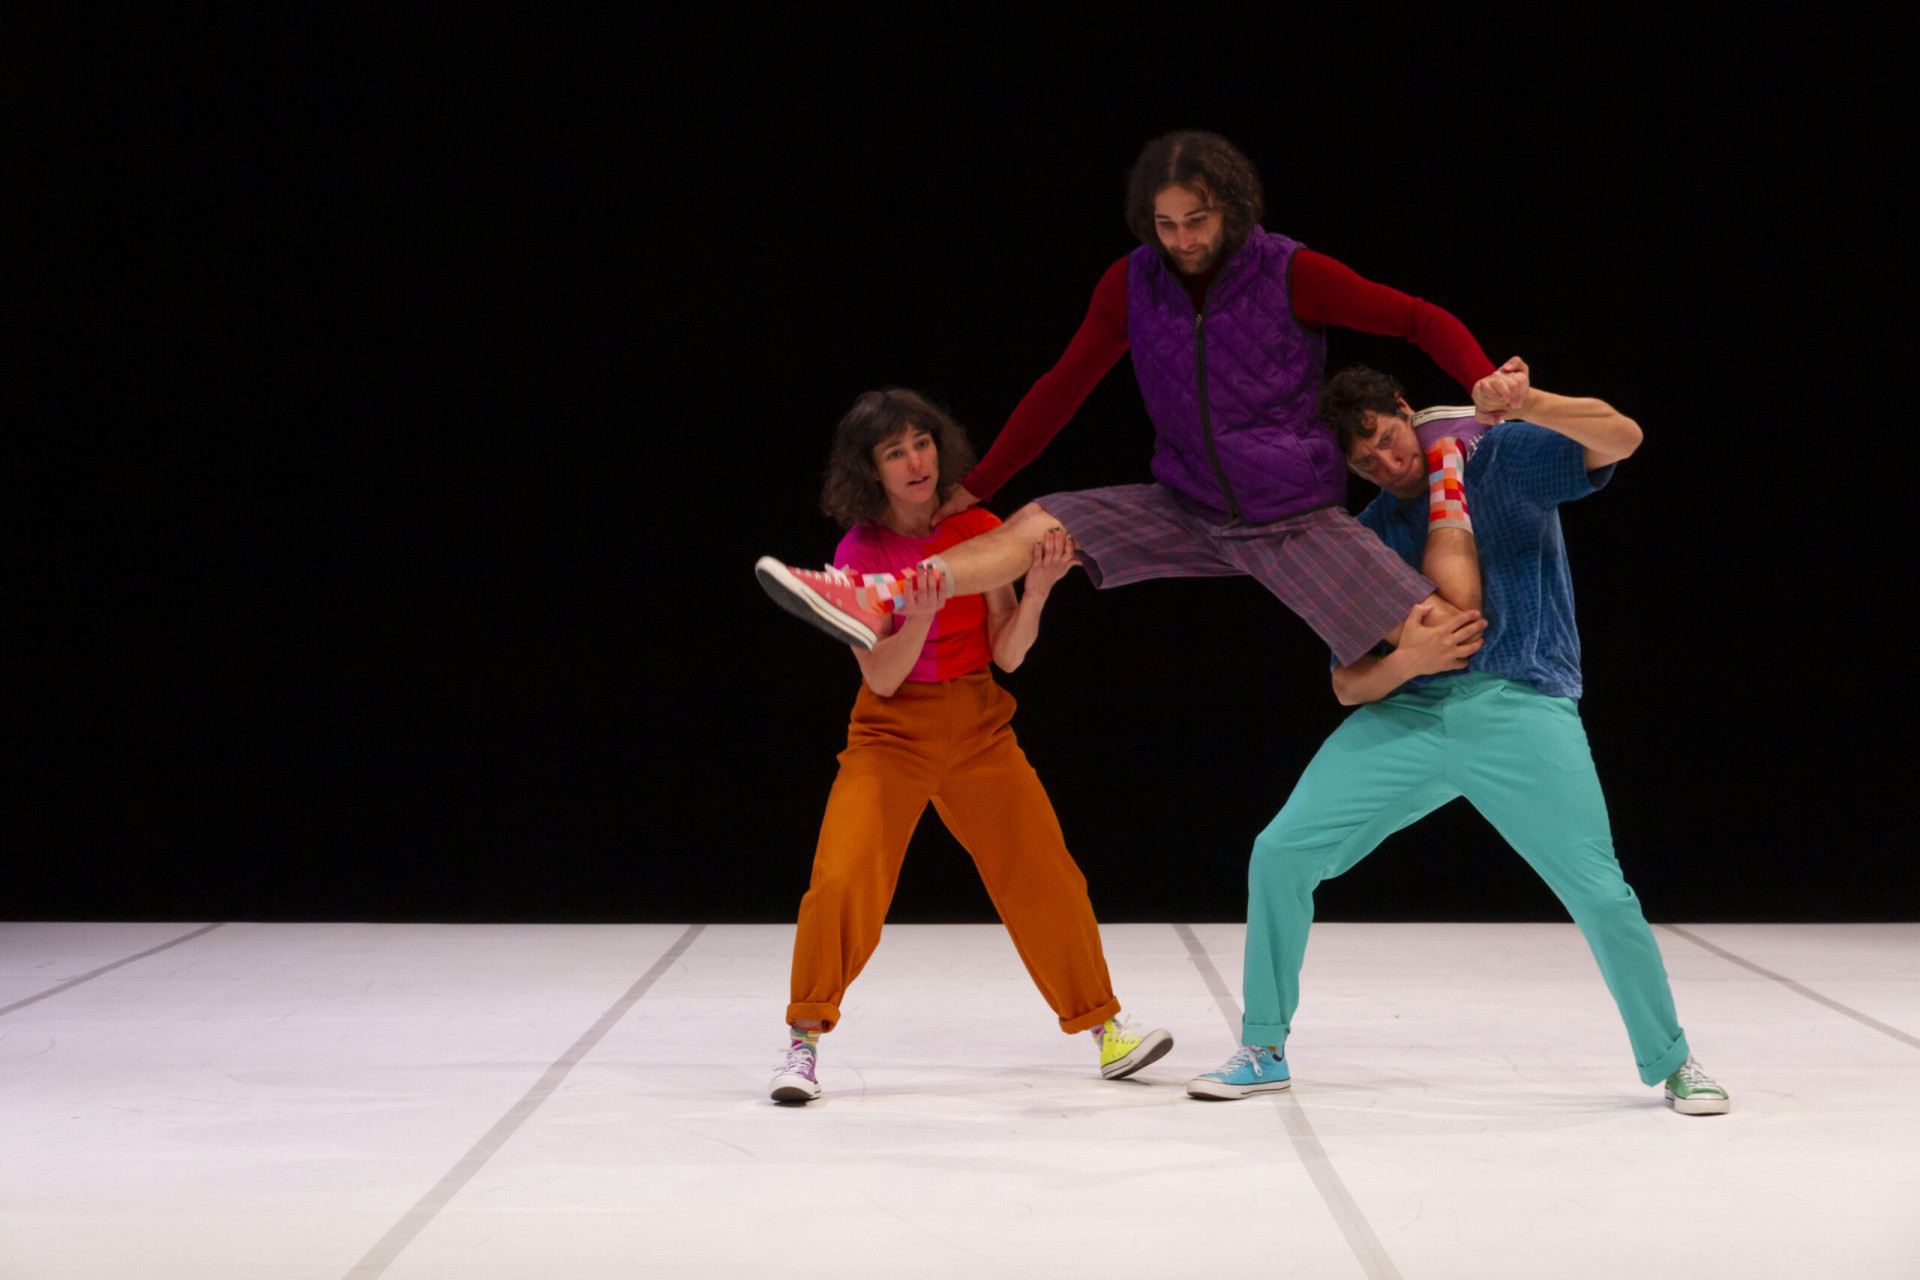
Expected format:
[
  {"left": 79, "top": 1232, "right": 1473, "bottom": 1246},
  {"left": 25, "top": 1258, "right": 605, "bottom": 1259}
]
[{"left": 927, "top": 501, "right": 1077, "bottom": 596}]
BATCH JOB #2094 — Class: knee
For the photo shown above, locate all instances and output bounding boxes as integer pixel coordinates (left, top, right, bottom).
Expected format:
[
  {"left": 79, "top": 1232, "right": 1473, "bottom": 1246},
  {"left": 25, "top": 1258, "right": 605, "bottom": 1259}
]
[
  {"left": 1009, "top": 501, "right": 1069, "bottom": 542},
  {"left": 1564, "top": 876, "right": 1643, "bottom": 928},
  {"left": 802, "top": 855, "right": 884, "bottom": 908},
  {"left": 1248, "top": 827, "right": 1316, "bottom": 886}
]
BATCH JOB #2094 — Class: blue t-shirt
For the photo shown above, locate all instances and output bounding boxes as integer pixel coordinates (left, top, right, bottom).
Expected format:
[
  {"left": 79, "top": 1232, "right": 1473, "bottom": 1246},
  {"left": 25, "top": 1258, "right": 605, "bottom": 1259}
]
[{"left": 1357, "top": 421, "right": 1614, "bottom": 700}]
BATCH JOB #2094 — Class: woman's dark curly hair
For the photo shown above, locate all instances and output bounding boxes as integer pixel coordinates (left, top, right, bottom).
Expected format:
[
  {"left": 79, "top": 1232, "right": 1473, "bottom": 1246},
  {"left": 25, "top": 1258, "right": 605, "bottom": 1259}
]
[
  {"left": 1124, "top": 130, "right": 1265, "bottom": 257},
  {"left": 1317, "top": 365, "right": 1408, "bottom": 457},
  {"left": 819, "top": 389, "right": 978, "bottom": 529}
]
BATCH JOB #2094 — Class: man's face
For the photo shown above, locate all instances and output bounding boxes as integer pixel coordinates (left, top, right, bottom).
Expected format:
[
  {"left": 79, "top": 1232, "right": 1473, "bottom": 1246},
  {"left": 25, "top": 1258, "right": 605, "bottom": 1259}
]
[
  {"left": 1152, "top": 183, "right": 1225, "bottom": 275},
  {"left": 1346, "top": 402, "right": 1426, "bottom": 499}
]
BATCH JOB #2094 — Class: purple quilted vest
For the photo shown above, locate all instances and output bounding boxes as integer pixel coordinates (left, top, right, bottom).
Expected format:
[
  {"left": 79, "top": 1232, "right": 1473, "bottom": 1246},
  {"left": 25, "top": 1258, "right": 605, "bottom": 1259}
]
[{"left": 1127, "top": 226, "right": 1341, "bottom": 523}]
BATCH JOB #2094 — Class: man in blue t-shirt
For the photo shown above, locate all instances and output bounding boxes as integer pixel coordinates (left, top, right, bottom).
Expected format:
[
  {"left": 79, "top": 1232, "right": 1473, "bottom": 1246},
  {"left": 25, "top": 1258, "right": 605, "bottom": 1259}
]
[{"left": 1187, "top": 361, "right": 1730, "bottom": 1116}]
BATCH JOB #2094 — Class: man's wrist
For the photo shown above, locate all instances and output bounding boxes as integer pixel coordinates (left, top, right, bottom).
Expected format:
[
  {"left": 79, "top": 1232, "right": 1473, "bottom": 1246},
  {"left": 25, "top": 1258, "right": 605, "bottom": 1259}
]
[{"left": 1393, "top": 641, "right": 1452, "bottom": 681}]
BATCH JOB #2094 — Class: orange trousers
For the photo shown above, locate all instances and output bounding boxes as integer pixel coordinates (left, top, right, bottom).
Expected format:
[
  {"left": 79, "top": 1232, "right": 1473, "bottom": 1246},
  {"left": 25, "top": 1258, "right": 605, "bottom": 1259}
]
[{"left": 788, "top": 669, "right": 1121, "bottom": 1034}]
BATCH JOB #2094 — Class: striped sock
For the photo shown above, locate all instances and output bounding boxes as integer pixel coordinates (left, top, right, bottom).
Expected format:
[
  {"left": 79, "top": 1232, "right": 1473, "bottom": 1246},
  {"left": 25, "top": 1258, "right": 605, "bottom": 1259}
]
[
  {"left": 1425, "top": 437, "right": 1472, "bottom": 534},
  {"left": 789, "top": 1024, "right": 821, "bottom": 1052}
]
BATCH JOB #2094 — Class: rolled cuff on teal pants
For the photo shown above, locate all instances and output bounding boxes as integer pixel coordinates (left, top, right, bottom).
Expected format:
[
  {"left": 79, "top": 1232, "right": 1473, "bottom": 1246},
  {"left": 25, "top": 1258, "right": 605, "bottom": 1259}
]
[{"left": 1240, "top": 673, "right": 1689, "bottom": 1087}]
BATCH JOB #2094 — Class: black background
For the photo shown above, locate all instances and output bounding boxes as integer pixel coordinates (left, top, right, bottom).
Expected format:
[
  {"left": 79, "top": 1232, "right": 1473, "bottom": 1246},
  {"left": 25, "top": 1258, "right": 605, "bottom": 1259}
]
[{"left": 9, "top": 10, "right": 1915, "bottom": 924}]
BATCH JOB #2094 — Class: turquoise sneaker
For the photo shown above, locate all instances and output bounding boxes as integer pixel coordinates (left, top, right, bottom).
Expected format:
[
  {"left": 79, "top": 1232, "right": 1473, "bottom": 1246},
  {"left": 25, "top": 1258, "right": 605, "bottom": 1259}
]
[
  {"left": 1097, "top": 1017, "right": 1173, "bottom": 1079},
  {"left": 1663, "top": 1055, "right": 1729, "bottom": 1115},
  {"left": 1186, "top": 1044, "right": 1291, "bottom": 1099}
]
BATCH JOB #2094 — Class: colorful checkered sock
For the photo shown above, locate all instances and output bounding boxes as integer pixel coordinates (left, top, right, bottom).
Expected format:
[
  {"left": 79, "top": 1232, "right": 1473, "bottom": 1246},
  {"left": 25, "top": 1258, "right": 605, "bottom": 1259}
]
[
  {"left": 1425, "top": 436, "right": 1472, "bottom": 534},
  {"left": 840, "top": 560, "right": 952, "bottom": 615},
  {"left": 789, "top": 1024, "right": 821, "bottom": 1052}
]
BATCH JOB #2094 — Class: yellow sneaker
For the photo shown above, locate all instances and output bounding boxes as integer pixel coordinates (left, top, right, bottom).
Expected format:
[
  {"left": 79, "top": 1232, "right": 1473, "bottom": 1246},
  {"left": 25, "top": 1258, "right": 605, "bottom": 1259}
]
[{"left": 1097, "top": 1016, "right": 1173, "bottom": 1080}]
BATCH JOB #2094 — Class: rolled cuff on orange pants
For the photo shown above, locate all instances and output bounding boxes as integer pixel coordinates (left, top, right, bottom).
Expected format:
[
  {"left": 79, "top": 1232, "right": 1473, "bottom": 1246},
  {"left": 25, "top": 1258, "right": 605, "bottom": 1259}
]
[{"left": 787, "top": 670, "right": 1121, "bottom": 1034}]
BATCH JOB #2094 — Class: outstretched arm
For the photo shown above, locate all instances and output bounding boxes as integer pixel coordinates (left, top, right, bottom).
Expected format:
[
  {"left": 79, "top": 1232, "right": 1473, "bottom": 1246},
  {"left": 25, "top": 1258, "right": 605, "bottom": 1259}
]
[
  {"left": 1290, "top": 250, "right": 1495, "bottom": 391},
  {"left": 939, "top": 259, "right": 1131, "bottom": 522},
  {"left": 1473, "top": 358, "right": 1642, "bottom": 469},
  {"left": 988, "top": 529, "right": 1076, "bottom": 672}
]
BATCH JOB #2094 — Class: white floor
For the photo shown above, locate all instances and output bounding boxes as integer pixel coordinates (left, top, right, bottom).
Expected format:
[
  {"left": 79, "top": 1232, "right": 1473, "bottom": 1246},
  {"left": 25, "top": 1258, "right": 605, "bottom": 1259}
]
[{"left": 1, "top": 922, "right": 1916, "bottom": 1279}]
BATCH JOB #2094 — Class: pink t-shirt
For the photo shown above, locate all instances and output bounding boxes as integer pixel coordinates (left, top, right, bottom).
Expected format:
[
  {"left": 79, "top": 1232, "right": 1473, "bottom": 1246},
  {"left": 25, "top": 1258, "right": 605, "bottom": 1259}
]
[{"left": 834, "top": 508, "right": 1001, "bottom": 684}]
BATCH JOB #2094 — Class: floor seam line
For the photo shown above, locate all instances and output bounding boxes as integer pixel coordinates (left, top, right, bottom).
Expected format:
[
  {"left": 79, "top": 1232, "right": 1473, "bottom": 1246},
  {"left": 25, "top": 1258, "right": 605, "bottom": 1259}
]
[
  {"left": 1173, "top": 922, "right": 1403, "bottom": 1280},
  {"left": 1658, "top": 924, "right": 1920, "bottom": 1051},
  {"left": 342, "top": 922, "right": 708, "bottom": 1279},
  {"left": 0, "top": 922, "right": 227, "bottom": 1018}
]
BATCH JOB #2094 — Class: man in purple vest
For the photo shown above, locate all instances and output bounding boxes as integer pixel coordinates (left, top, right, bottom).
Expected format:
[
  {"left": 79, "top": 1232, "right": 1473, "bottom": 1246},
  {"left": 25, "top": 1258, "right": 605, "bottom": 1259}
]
[{"left": 757, "top": 130, "right": 1513, "bottom": 668}]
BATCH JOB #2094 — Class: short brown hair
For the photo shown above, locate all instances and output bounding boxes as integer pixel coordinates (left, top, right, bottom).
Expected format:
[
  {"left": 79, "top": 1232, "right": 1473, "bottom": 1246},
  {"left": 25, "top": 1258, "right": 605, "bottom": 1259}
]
[
  {"left": 819, "top": 389, "right": 978, "bottom": 528},
  {"left": 1318, "top": 366, "right": 1407, "bottom": 457},
  {"left": 1125, "top": 130, "right": 1265, "bottom": 257}
]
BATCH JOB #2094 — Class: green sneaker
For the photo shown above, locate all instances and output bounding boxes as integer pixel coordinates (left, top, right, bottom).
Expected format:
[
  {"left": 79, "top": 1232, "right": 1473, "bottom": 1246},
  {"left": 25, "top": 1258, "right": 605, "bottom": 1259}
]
[
  {"left": 1097, "top": 1016, "right": 1173, "bottom": 1080},
  {"left": 1663, "top": 1055, "right": 1729, "bottom": 1115}
]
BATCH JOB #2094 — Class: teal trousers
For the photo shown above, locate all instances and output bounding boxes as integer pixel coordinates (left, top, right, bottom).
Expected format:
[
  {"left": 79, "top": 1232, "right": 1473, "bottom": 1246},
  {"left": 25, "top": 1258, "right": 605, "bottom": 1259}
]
[{"left": 1241, "top": 673, "right": 1689, "bottom": 1086}]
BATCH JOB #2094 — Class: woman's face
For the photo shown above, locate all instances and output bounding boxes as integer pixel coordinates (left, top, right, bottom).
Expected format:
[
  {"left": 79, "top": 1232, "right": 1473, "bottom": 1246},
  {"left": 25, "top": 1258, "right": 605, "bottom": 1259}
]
[{"left": 870, "top": 426, "right": 939, "bottom": 509}]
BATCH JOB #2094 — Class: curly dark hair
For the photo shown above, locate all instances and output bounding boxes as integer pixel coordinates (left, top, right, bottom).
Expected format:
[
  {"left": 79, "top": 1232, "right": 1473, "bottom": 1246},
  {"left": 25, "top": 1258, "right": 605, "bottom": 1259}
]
[
  {"left": 1125, "top": 130, "right": 1265, "bottom": 257},
  {"left": 819, "top": 389, "right": 978, "bottom": 529},
  {"left": 1317, "top": 366, "right": 1409, "bottom": 457}
]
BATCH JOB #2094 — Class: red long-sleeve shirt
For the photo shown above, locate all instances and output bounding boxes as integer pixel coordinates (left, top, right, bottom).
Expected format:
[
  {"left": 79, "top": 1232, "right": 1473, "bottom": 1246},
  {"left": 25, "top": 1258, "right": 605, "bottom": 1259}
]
[{"left": 962, "top": 248, "right": 1496, "bottom": 501}]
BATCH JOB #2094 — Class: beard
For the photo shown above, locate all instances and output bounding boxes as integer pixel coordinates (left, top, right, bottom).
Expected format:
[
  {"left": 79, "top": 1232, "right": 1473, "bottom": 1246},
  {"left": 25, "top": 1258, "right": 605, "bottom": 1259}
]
[{"left": 1160, "top": 229, "right": 1241, "bottom": 276}]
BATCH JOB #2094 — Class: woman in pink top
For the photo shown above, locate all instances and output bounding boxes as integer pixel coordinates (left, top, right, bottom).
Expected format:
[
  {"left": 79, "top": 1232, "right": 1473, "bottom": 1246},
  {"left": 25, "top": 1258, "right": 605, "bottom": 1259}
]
[{"left": 766, "top": 388, "right": 1172, "bottom": 1104}]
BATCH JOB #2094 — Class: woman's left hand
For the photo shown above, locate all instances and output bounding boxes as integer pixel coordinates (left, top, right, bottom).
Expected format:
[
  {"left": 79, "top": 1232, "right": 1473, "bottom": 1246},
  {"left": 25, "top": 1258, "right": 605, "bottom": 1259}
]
[{"left": 1023, "top": 527, "right": 1077, "bottom": 598}]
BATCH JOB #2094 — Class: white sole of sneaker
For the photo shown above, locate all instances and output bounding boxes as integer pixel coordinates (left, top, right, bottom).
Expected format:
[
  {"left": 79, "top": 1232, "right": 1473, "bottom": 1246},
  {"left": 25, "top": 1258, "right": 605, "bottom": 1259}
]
[
  {"left": 1101, "top": 1028, "right": 1174, "bottom": 1080},
  {"left": 770, "top": 1074, "right": 820, "bottom": 1104},
  {"left": 1185, "top": 1075, "right": 1292, "bottom": 1100},
  {"left": 1666, "top": 1088, "right": 1730, "bottom": 1115},
  {"left": 754, "top": 557, "right": 878, "bottom": 651}
]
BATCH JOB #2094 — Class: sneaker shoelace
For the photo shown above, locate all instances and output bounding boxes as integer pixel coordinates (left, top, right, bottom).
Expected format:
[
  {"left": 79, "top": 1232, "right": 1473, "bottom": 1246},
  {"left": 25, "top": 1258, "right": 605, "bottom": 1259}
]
[
  {"left": 1218, "top": 1044, "right": 1267, "bottom": 1078},
  {"left": 1673, "top": 1056, "right": 1716, "bottom": 1090},
  {"left": 816, "top": 566, "right": 855, "bottom": 586},
  {"left": 777, "top": 1044, "right": 816, "bottom": 1077}
]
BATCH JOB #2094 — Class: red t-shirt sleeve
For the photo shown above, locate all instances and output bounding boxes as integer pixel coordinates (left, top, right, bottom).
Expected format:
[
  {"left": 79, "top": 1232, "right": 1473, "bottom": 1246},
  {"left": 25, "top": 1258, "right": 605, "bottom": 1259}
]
[
  {"left": 962, "top": 257, "right": 1132, "bottom": 501},
  {"left": 1290, "top": 249, "right": 1495, "bottom": 391}
]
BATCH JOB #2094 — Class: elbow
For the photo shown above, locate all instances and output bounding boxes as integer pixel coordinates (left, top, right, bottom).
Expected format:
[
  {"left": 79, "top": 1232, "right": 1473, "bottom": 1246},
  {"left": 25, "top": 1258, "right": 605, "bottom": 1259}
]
[
  {"left": 1331, "top": 673, "right": 1361, "bottom": 706},
  {"left": 1614, "top": 415, "right": 1643, "bottom": 459},
  {"left": 992, "top": 647, "right": 1024, "bottom": 674},
  {"left": 858, "top": 660, "right": 902, "bottom": 699}
]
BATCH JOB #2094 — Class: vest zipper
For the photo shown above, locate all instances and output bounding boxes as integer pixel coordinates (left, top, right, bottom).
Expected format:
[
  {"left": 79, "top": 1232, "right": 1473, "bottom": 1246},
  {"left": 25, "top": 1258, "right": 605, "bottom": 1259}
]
[{"left": 1193, "top": 287, "right": 1244, "bottom": 525}]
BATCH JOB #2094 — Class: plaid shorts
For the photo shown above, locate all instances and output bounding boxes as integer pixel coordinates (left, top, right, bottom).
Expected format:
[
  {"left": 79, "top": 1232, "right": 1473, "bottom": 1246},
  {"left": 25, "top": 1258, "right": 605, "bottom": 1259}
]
[{"left": 1036, "top": 484, "right": 1434, "bottom": 666}]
